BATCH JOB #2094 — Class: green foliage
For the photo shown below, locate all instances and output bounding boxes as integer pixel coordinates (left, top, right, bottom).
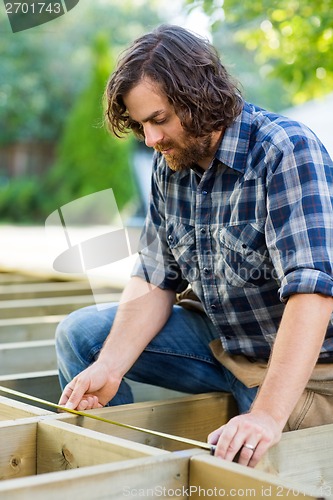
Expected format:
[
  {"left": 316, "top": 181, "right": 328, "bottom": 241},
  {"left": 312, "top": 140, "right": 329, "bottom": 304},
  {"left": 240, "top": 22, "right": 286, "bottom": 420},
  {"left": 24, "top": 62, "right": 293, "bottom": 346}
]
[
  {"left": 0, "top": 0, "right": 163, "bottom": 222},
  {"left": 0, "top": 176, "right": 45, "bottom": 222},
  {"left": 186, "top": 0, "right": 333, "bottom": 104},
  {"left": 44, "top": 34, "right": 137, "bottom": 215},
  {"left": 0, "top": 0, "right": 162, "bottom": 145}
]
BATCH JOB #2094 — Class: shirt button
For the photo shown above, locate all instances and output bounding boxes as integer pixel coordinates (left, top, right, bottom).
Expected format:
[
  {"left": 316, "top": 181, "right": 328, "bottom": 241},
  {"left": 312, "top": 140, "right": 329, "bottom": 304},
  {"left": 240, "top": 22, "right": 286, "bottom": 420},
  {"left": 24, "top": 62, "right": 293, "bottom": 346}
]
[
  {"left": 200, "top": 228, "right": 206, "bottom": 234},
  {"left": 203, "top": 267, "right": 210, "bottom": 275},
  {"left": 167, "top": 235, "right": 174, "bottom": 243},
  {"left": 211, "top": 304, "right": 217, "bottom": 311},
  {"left": 202, "top": 190, "right": 208, "bottom": 195}
]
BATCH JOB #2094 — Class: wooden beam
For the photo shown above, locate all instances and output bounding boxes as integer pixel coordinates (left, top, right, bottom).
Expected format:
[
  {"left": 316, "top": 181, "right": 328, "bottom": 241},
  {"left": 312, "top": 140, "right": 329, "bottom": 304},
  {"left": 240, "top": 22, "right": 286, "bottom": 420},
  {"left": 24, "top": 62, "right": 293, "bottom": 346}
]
[
  {"left": 0, "top": 273, "right": 46, "bottom": 284},
  {"left": 0, "top": 293, "right": 120, "bottom": 318},
  {"left": 0, "top": 395, "right": 51, "bottom": 421},
  {"left": 258, "top": 423, "right": 333, "bottom": 496},
  {"left": 0, "top": 340, "right": 56, "bottom": 375},
  {"left": 0, "top": 315, "right": 64, "bottom": 342},
  {"left": 0, "top": 450, "right": 194, "bottom": 500},
  {"left": 58, "top": 393, "right": 238, "bottom": 451},
  {"left": 37, "top": 419, "right": 168, "bottom": 475},
  {"left": 189, "top": 454, "right": 319, "bottom": 500},
  {"left": 0, "top": 420, "right": 38, "bottom": 480},
  {"left": 0, "top": 281, "right": 115, "bottom": 300}
]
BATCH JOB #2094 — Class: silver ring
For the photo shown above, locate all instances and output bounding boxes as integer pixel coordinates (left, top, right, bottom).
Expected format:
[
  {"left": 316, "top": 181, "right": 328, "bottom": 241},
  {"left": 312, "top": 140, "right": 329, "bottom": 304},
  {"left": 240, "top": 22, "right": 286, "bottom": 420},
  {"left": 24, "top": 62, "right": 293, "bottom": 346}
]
[{"left": 243, "top": 443, "right": 255, "bottom": 451}]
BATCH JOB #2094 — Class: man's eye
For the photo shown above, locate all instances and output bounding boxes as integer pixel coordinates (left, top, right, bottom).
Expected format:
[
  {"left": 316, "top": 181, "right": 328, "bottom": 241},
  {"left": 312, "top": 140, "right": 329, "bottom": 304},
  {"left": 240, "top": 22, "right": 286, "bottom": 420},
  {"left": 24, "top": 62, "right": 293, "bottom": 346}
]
[{"left": 154, "top": 119, "right": 166, "bottom": 125}]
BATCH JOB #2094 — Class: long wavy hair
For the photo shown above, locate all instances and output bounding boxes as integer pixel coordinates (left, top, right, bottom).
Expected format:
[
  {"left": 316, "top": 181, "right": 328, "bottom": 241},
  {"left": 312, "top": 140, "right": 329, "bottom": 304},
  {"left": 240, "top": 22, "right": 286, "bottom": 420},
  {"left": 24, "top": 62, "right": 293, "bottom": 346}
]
[{"left": 105, "top": 24, "right": 243, "bottom": 139}]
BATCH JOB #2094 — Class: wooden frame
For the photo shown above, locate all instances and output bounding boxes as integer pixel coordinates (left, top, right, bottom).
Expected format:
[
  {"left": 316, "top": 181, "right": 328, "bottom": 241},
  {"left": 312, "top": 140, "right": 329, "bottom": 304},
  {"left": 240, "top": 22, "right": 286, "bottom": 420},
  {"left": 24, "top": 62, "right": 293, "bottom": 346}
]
[
  {"left": 0, "top": 418, "right": 167, "bottom": 481},
  {"left": 0, "top": 271, "right": 331, "bottom": 498}
]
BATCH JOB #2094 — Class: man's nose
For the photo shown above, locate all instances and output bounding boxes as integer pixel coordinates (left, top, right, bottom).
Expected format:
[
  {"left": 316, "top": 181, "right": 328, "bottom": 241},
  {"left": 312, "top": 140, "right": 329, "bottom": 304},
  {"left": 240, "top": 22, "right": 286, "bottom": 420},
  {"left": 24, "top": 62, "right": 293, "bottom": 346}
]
[{"left": 144, "top": 124, "right": 163, "bottom": 148}]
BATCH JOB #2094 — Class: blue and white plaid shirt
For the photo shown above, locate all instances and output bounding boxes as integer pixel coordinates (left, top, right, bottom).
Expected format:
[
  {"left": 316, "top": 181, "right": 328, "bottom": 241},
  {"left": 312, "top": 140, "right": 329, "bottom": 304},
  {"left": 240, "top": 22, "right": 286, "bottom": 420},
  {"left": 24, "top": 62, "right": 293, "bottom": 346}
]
[{"left": 132, "top": 101, "right": 333, "bottom": 360}]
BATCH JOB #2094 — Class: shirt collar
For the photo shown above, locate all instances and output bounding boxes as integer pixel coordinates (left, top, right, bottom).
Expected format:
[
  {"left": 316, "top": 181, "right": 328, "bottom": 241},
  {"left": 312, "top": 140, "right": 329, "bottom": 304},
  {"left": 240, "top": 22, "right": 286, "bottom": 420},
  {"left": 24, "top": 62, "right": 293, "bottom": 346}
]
[{"left": 214, "top": 100, "right": 252, "bottom": 174}]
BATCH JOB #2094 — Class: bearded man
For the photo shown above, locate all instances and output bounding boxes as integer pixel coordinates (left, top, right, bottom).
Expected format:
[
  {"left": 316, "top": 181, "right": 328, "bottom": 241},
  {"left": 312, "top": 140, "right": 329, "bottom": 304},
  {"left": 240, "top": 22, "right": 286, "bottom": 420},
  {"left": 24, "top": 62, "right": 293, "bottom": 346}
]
[{"left": 56, "top": 24, "right": 333, "bottom": 467}]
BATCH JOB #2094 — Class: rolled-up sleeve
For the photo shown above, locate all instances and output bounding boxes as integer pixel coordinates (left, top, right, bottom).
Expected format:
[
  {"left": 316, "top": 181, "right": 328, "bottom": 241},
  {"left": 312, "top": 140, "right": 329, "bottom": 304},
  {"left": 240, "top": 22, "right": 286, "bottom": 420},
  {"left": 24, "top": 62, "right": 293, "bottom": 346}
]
[
  {"left": 265, "top": 132, "right": 333, "bottom": 301},
  {"left": 131, "top": 155, "right": 188, "bottom": 293}
]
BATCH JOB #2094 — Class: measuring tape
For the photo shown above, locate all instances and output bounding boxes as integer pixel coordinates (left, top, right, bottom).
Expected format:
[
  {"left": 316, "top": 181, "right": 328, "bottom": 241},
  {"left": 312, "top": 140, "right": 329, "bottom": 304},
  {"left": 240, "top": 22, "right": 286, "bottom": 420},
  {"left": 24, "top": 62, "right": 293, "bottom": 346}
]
[{"left": 0, "top": 385, "right": 215, "bottom": 453}]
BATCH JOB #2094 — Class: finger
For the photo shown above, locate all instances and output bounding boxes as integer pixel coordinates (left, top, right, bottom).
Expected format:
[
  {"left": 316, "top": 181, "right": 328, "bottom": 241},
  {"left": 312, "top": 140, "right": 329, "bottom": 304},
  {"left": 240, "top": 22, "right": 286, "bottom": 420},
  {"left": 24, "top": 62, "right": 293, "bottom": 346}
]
[
  {"left": 207, "top": 425, "right": 225, "bottom": 445},
  {"left": 237, "top": 441, "right": 258, "bottom": 467},
  {"left": 213, "top": 422, "right": 239, "bottom": 461},
  {"left": 77, "top": 399, "right": 89, "bottom": 411},
  {"left": 58, "top": 383, "right": 74, "bottom": 406},
  {"left": 248, "top": 439, "right": 270, "bottom": 468},
  {"left": 83, "top": 395, "right": 99, "bottom": 410},
  {"left": 65, "top": 377, "right": 90, "bottom": 410}
]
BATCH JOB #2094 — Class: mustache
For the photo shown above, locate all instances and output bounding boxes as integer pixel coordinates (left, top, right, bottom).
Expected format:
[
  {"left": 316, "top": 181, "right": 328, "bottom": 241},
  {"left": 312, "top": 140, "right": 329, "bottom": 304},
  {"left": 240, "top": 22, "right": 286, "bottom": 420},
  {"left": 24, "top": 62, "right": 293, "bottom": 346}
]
[{"left": 154, "top": 142, "right": 174, "bottom": 153}]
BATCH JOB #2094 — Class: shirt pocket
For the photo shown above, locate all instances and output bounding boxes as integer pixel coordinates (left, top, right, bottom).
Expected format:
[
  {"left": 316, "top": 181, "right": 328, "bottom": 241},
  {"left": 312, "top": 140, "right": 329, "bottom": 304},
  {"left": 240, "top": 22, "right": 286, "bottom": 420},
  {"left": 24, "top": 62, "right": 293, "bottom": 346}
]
[
  {"left": 166, "top": 220, "right": 196, "bottom": 282},
  {"left": 219, "top": 222, "right": 272, "bottom": 288}
]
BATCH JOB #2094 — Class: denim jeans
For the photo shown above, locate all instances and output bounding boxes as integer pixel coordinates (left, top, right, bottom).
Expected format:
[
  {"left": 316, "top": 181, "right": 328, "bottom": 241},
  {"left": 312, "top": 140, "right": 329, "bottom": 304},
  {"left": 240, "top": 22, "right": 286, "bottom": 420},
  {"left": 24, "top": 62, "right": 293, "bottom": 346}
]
[{"left": 55, "top": 303, "right": 258, "bottom": 414}]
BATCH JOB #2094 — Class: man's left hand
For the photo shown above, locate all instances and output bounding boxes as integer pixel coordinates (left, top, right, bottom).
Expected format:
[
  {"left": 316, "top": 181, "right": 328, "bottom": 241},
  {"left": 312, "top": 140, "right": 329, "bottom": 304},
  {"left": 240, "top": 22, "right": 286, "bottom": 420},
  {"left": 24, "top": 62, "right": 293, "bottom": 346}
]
[{"left": 207, "top": 410, "right": 282, "bottom": 467}]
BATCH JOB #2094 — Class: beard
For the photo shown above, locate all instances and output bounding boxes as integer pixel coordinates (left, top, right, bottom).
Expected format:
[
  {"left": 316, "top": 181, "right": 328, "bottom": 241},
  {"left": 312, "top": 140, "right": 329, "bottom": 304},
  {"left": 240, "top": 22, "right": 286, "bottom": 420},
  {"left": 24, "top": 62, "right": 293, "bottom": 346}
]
[{"left": 155, "top": 133, "right": 214, "bottom": 172}]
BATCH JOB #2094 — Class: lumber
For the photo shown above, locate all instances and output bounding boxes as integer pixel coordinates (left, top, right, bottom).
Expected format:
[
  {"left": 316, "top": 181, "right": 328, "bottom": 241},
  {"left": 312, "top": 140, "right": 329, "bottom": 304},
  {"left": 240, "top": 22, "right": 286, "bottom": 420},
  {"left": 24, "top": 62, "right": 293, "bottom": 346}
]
[
  {"left": 0, "top": 340, "right": 56, "bottom": 375},
  {"left": 0, "top": 420, "right": 38, "bottom": 480},
  {"left": 0, "top": 450, "right": 194, "bottom": 500},
  {"left": 36, "top": 419, "right": 168, "bottom": 475},
  {"left": 0, "top": 281, "right": 113, "bottom": 300},
  {"left": 0, "top": 293, "right": 120, "bottom": 318},
  {"left": 258, "top": 423, "right": 333, "bottom": 496},
  {"left": 0, "top": 315, "right": 64, "bottom": 342},
  {"left": 189, "top": 454, "right": 320, "bottom": 500},
  {"left": 0, "top": 395, "right": 51, "bottom": 421},
  {"left": 58, "top": 392, "right": 238, "bottom": 451}
]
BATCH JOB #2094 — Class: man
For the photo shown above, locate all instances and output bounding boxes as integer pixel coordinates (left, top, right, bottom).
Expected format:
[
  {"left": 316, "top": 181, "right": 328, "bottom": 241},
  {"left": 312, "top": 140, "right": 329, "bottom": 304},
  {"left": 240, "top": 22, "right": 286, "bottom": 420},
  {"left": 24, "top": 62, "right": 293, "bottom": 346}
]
[{"left": 56, "top": 24, "right": 333, "bottom": 467}]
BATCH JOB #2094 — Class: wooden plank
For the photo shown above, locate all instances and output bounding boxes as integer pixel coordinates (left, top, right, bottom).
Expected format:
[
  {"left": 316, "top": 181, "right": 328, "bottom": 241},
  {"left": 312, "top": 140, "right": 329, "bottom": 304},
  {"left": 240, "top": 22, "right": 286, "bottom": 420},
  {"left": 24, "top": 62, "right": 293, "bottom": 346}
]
[
  {"left": 36, "top": 419, "right": 168, "bottom": 475},
  {"left": 0, "top": 293, "right": 120, "bottom": 318},
  {"left": 258, "top": 423, "right": 333, "bottom": 496},
  {"left": 0, "top": 451, "right": 194, "bottom": 500},
  {"left": 0, "top": 281, "right": 115, "bottom": 300},
  {"left": 58, "top": 393, "right": 238, "bottom": 451},
  {"left": 0, "top": 340, "right": 56, "bottom": 375},
  {"left": 0, "top": 420, "right": 37, "bottom": 480},
  {"left": 0, "top": 395, "right": 51, "bottom": 421},
  {"left": 0, "top": 315, "right": 64, "bottom": 343},
  {"left": 0, "top": 273, "right": 46, "bottom": 284},
  {"left": 189, "top": 454, "right": 319, "bottom": 500}
]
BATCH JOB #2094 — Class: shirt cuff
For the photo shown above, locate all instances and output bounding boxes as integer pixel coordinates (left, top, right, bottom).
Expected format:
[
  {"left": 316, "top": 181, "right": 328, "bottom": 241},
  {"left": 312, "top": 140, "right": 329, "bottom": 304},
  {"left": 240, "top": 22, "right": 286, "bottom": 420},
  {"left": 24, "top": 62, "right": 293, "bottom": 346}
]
[
  {"left": 131, "top": 253, "right": 188, "bottom": 293},
  {"left": 279, "top": 269, "right": 333, "bottom": 302}
]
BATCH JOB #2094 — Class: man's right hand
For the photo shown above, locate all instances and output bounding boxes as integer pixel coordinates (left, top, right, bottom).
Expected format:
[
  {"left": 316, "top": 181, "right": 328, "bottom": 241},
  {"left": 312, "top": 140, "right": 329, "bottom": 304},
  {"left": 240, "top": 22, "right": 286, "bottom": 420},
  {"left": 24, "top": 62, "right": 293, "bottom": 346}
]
[{"left": 58, "top": 360, "right": 121, "bottom": 411}]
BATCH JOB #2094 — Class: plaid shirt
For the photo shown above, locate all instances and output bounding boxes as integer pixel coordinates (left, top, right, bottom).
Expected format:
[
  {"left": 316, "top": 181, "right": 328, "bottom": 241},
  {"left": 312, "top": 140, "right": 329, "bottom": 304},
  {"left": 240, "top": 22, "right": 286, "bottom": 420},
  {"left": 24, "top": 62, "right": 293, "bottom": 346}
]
[{"left": 132, "top": 101, "right": 333, "bottom": 360}]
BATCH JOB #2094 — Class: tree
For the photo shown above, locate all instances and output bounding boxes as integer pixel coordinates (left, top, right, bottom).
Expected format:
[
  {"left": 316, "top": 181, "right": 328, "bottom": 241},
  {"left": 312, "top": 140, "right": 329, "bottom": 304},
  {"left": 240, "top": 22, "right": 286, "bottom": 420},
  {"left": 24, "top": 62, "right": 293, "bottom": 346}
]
[
  {"left": 186, "top": 0, "right": 333, "bottom": 104},
  {"left": 0, "top": 0, "right": 162, "bottom": 145},
  {"left": 45, "top": 35, "right": 137, "bottom": 216}
]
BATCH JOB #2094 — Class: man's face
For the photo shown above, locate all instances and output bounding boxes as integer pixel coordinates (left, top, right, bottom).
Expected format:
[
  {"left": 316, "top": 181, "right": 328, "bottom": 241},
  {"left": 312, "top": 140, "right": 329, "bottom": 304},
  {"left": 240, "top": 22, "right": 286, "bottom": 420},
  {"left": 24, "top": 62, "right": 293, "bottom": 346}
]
[{"left": 123, "top": 78, "right": 215, "bottom": 171}]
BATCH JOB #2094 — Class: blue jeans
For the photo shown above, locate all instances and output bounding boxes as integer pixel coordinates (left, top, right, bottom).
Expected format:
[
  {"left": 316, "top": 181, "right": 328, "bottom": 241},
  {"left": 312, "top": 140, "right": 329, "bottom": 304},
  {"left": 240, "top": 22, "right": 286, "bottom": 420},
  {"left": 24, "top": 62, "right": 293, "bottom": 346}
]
[{"left": 55, "top": 304, "right": 258, "bottom": 414}]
